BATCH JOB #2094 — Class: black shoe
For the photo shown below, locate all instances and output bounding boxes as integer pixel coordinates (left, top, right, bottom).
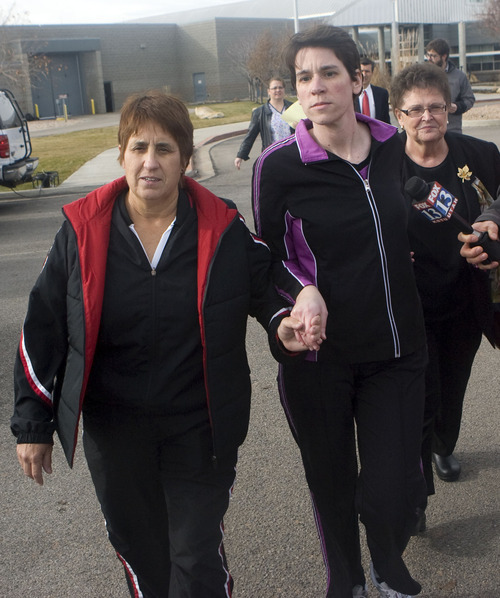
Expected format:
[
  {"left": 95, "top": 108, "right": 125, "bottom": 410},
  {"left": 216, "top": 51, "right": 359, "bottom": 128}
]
[
  {"left": 411, "top": 507, "right": 427, "bottom": 536},
  {"left": 432, "top": 453, "right": 461, "bottom": 481}
]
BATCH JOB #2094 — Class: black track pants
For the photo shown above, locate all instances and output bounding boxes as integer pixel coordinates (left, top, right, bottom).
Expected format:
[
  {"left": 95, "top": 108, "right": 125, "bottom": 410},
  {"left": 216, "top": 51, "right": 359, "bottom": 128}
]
[
  {"left": 82, "top": 408, "right": 237, "bottom": 598},
  {"left": 421, "top": 308, "right": 482, "bottom": 494},
  {"left": 278, "top": 346, "right": 427, "bottom": 597}
]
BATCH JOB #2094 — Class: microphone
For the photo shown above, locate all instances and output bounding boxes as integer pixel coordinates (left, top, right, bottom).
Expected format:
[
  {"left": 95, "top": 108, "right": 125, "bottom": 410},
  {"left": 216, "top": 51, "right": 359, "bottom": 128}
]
[{"left": 405, "top": 177, "right": 500, "bottom": 264}]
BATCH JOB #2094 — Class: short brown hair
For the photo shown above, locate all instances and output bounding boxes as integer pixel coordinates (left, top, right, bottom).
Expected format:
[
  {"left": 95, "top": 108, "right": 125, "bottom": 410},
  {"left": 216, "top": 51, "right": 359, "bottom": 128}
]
[
  {"left": 390, "top": 62, "right": 451, "bottom": 111},
  {"left": 118, "top": 91, "right": 193, "bottom": 168},
  {"left": 284, "top": 25, "right": 360, "bottom": 90},
  {"left": 425, "top": 38, "right": 450, "bottom": 59},
  {"left": 268, "top": 76, "right": 285, "bottom": 88},
  {"left": 360, "top": 57, "right": 375, "bottom": 70}
]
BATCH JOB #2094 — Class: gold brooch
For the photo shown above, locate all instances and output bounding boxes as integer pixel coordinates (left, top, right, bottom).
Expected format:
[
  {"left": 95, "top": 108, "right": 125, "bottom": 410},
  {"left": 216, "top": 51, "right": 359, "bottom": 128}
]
[{"left": 457, "top": 165, "right": 472, "bottom": 183}]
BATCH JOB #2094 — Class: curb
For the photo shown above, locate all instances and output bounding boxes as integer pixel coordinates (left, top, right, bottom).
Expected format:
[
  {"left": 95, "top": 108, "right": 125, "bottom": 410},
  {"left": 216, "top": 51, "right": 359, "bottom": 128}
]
[
  {"left": 0, "top": 184, "right": 102, "bottom": 200},
  {"left": 0, "top": 130, "right": 249, "bottom": 199},
  {"left": 463, "top": 118, "right": 500, "bottom": 128},
  {"left": 190, "top": 129, "right": 247, "bottom": 182}
]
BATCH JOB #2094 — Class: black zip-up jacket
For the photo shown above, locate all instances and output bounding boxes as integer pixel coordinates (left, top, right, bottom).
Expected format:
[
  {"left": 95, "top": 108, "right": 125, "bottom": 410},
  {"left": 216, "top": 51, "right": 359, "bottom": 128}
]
[
  {"left": 253, "top": 115, "right": 426, "bottom": 364},
  {"left": 12, "top": 176, "right": 290, "bottom": 466}
]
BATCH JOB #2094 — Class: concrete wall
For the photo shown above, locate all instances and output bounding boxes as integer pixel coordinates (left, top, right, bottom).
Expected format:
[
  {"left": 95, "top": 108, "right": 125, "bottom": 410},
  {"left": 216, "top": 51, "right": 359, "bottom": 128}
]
[
  {"left": 95, "top": 24, "right": 179, "bottom": 110},
  {"left": 79, "top": 50, "right": 106, "bottom": 115},
  {"left": 0, "top": 20, "right": 295, "bottom": 112},
  {"left": 174, "top": 20, "right": 219, "bottom": 102},
  {"left": 1, "top": 18, "right": 496, "bottom": 116},
  {"left": 0, "top": 24, "right": 179, "bottom": 115}
]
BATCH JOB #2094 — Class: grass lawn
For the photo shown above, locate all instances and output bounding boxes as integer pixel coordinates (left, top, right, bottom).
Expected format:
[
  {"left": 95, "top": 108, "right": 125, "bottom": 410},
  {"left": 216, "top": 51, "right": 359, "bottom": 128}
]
[
  {"left": 29, "top": 127, "right": 120, "bottom": 186},
  {"left": 11, "top": 101, "right": 264, "bottom": 191}
]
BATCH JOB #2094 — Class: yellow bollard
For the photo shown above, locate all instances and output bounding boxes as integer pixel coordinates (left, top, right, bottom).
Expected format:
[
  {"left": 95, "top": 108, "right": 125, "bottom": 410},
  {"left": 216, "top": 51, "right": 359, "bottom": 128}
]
[
  {"left": 34, "top": 104, "right": 40, "bottom": 119},
  {"left": 64, "top": 103, "right": 68, "bottom": 122},
  {"left": 91, "top": 99, "right": 95, "bottom": 115}
]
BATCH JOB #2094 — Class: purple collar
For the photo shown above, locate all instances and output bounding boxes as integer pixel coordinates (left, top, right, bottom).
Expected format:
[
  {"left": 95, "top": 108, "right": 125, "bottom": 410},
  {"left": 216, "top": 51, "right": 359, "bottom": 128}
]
[{"left": 295, "top": 114, "right": 397, "bottom": 163}]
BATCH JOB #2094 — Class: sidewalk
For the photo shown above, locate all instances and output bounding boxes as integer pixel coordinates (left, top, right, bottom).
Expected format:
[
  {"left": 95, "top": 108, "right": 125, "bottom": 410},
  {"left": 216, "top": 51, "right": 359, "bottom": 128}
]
[
  {"left": 0, "top": 119, "right": 250, "bottom": 198},
  {"left": 60, "top": 120, "right": 250, "bottom": 190},
  {"left": 51, "top": 108, "right": 500, "bottom": 191},
  {"left": 2, "top": 93, "right": 499, "bottom": 198}
]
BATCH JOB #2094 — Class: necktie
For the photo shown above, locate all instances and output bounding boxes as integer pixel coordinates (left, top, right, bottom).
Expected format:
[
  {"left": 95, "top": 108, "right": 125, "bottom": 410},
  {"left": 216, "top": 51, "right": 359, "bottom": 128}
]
[{"left": 362, "top": 91, "right": 370, "bottom": 116}]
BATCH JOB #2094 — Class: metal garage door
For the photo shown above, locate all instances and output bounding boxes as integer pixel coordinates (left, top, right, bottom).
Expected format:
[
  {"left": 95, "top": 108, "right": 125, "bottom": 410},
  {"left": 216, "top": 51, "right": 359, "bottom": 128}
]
[{"left": 30, "top": 53, "right": 85, "bottom": 118}]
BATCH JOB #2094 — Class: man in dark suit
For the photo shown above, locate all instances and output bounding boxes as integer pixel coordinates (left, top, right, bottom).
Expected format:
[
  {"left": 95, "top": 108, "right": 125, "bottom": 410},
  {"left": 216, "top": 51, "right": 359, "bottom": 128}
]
[{"left": 356, "top": 58, "right": 391, "bottom": 124}]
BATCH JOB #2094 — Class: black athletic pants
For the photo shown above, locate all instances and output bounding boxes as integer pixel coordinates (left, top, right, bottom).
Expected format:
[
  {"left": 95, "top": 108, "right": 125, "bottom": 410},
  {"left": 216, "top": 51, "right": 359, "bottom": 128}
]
[
  {"left": 278, "top": 346, "right": 428, "bottom": 597},
  {"left": 82, "top": 408, "right": 237, "bottom": 598},
  {"left": 421, "top": 308, "right": 482, "bottom": 494}
]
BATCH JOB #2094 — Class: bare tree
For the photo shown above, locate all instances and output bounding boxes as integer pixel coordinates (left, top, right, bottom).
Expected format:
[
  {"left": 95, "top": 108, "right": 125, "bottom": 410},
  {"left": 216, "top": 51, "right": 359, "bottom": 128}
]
[
  {"left": 0, "top": 2, "right": 27, "bottom": 25},
  {"left": 227, "top": 28, "right": 291, "bottom": 103},
  {"left": 0, "top": 6, "right": 53, "bottom": 110},
  {"left": 226, "top": 35, "right": 261, "bottom": 102},
  {"left": 478, "top": 0, "right": 500, "bottom": 36},
  {"left": 247, "top": 29, "right": 290, "bottom": 102},
  {"left": 0, "top": 3, "right": 31, "bottom": 86}
]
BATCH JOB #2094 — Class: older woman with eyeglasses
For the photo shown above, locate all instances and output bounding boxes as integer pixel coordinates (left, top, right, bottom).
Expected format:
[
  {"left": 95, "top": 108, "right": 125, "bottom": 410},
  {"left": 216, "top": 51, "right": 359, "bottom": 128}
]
[{"left": 391, "top": 63, "right": 500, "bottom": 525}]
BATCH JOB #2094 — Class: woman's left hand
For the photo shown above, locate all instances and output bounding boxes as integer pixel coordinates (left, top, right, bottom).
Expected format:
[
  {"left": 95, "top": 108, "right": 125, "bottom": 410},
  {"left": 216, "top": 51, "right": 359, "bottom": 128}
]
[
  {"left": 291, "top": 285, "right": 328, "bottom": 343},
  {"left": 278, "top": 314, "right": 323, "bottom": 352}
]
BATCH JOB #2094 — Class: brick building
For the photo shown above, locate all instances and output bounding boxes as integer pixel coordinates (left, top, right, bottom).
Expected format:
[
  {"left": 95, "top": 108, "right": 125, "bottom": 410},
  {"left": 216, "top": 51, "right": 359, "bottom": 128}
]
[
  {"left": 1, "top": 0, "right": 497, "bottom": 118},
  {"left": 0, "top": 19, "right": 293, "bottom": 118}
]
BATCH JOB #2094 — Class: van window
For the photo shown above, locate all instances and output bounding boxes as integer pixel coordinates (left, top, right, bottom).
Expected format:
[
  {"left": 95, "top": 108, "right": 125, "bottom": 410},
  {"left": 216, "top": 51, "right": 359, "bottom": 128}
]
[{"left": 0, "top": 94, "right": 23, "bottom": 129}]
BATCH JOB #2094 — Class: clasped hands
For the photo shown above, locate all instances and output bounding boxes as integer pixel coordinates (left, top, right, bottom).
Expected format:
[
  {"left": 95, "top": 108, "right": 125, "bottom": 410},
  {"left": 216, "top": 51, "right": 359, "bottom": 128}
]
[{"left": 277, "top": 285, "right": 328, "bottom": 353}]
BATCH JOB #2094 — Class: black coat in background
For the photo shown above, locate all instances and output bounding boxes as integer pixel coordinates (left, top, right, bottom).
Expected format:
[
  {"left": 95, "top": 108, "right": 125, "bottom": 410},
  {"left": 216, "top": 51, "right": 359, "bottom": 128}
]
[{"left": 236, "top": 99, "right": 294, "bottom": 161}]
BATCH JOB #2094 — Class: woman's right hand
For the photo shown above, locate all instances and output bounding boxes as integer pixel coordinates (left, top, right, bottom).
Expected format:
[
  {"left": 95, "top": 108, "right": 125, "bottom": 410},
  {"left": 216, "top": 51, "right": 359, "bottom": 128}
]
[
  {"left": 459, "top": 221, "right": 500, "bottom": 270},
  {"left": 17, "top": 443, "right": 53, "bottom": 486},
  {"left": 291, "top": 285, "right": 328, "bottom": 347},
  {"left": 234, "top": 158, "right": 243, "bottom": 170}
]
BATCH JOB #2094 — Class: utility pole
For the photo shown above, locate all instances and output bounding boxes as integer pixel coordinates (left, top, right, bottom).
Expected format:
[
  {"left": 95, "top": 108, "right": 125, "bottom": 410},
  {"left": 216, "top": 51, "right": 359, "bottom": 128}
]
[{"left": 391, "top": 0, "right": 400, "bottom": 74}]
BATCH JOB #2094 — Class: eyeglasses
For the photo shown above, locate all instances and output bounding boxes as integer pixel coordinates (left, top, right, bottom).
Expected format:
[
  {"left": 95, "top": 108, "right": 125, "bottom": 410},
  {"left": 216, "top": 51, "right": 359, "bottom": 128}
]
[
  {"left": 399, "top": 104, "right": 447, "bottom": 118},
  {"left": 269, "top": 86, "right": 284, "bottom": 90},
  {"left": 425, "top": 53, "right": 440, "bottom": 60}
]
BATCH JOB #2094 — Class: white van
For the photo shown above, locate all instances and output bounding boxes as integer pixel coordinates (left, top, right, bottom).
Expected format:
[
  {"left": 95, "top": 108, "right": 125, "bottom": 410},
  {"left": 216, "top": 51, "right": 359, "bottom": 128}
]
[{"left": 0, "top": 89, "right": 38, "bottom": 188}]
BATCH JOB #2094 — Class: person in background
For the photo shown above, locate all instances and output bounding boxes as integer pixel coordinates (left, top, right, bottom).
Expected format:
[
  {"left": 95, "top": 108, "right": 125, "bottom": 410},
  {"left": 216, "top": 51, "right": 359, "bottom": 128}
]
[
  {"left": 253, "top": 24, "right": 428, "bottom": 598},
  {"left": 391, "top": 63, "right": 500, "bottom": 517},
  {"left": 12, "top": 90, "right": 321, "bottom": 598},
  {"left": 234, "top": 77, "right": 294, "bottom": 169},
  {"left": 356, "top": 57, "right": 391, "bottom": 124},
  {"left": 425, "top": 38, "right": 475, "bottom": 133}
]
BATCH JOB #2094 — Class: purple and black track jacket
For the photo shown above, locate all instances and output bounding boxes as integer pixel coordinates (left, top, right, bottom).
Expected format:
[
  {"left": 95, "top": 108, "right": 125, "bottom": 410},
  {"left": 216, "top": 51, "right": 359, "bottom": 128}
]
[
  {"left": 252, "top": 115, "right": 426, "bottom": 364},
  {"left": 12, "top": 176, "right": 290, "bottom": 466}
]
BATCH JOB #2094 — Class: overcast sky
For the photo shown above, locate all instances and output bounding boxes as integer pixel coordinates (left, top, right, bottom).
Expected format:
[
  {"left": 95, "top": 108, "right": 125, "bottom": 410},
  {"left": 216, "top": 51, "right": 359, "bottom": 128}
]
[{"left": 4, "top": 0, "right": 237, "bottom": 25}]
